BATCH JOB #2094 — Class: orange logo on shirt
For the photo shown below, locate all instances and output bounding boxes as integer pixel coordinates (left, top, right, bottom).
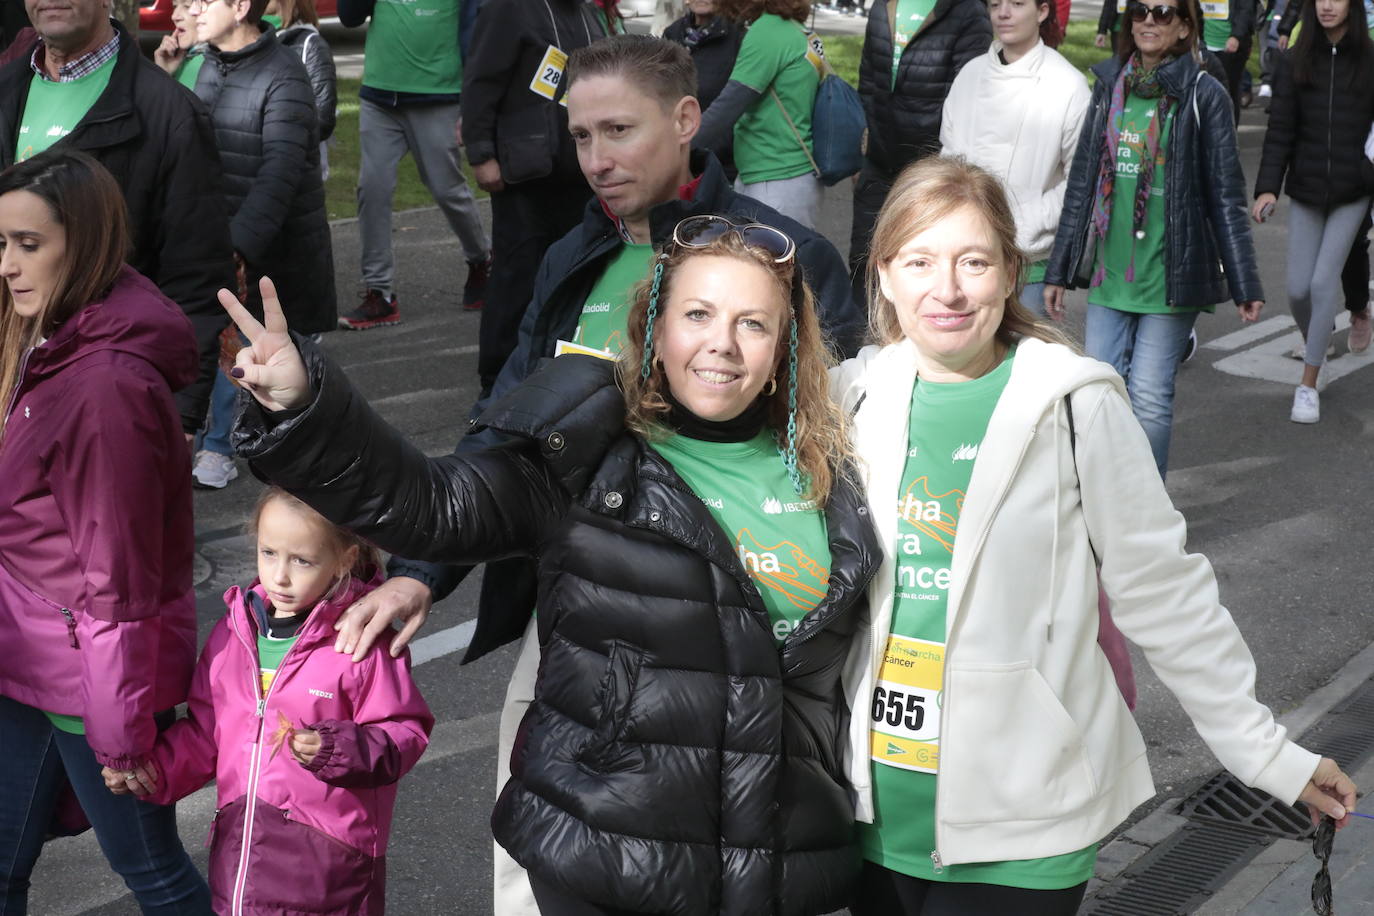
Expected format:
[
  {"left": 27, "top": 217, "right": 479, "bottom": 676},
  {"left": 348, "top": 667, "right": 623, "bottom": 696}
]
[
  {"left": 735, "top": 528, "right": 830, "bottom": 609},
  {"left": 896, "top": 476, "right": 963, "bottom": 553}
]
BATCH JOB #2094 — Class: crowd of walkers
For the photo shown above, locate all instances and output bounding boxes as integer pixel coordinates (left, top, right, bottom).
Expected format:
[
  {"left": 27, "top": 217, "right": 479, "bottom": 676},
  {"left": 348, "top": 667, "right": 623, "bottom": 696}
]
[{"left": 0, "top": 0, "right": 1371, "bottom": 914}]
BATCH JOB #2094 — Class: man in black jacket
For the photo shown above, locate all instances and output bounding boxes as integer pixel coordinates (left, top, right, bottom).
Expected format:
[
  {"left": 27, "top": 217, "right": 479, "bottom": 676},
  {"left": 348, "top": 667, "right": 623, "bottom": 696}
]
[
  {"left": 851, "top": 0, "right": 989, "bottom": 303},
  {"left": 461, "top": 0, "right": 610, "bottom": 395},
  {"left": 333, "top": 35, "right": 864, "bottom": 665},
  {"left": 0, "top": 0, "right": 234, "bottom": 437}
]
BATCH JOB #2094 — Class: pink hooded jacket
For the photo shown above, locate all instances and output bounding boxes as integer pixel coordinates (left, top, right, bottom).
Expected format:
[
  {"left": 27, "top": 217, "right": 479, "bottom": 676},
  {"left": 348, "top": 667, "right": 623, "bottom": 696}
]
[
  {"left": 145, "top": 574, "right": 433, "bottom": 916},
  {"left": 0, "top": 266, "right": 199, "bottom": 771}
]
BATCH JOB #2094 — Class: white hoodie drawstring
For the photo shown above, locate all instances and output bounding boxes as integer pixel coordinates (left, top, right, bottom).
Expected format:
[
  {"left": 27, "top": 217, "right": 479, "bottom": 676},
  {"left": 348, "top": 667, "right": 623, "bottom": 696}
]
[{"left": 1047, "top": 398, "right": 1062, "bottom": 643}]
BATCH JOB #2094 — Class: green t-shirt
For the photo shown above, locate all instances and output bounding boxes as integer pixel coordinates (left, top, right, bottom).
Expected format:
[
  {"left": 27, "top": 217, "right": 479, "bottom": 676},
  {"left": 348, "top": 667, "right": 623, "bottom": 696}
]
[
  {"left": 175, "top": 51, "right": 206, "bottom": 92},
  {"left": 892, "top": 0, "right": 937, "bottom": 86},
  {"left": 1026, "top": 259, "right": 1048, "bottom": 285},
  {"left": 362, "top": 0, "right": 462, "bottom": 95},
  {"left": 650, "top": 430, "right": 830, "bottom": 642},
  {"left": 1087, "top": 93, "right": 1208, "bottom": 314},
  {"left": 257, "top": 633, "right": 300, "bottom": 696},
  {"left": 729, "top": 14, "right": 819, "bottom": 184},
  {"left": 262, "top": 13, "right": 284, "bottom": 27},
  {"left": 857, "top": 350, "right": 1096, "bottom": 888},
  {"left": 1201, "top": 0, "right": 1231, "bottom": 50},
  {"left": 16, "top": 56, "right": 117, "bottom": 162},
  {"left": 572, "top": 243, "right": 654, "bottom": 354},
  {"left": 44, "top": 710, "right": 85, "bottom": 734}
]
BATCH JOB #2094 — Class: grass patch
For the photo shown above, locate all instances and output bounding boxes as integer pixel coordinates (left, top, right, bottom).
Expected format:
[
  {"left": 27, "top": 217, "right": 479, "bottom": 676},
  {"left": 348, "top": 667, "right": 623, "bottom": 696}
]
[{"left": 325, "top": 78, "right": 487, "bottom": 221}]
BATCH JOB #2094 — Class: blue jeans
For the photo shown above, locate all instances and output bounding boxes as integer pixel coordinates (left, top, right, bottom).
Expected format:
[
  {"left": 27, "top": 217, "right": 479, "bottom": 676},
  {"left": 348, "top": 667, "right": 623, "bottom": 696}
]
[
  {"left": 1021, "top": 281, "right": 1047, "bottom": 318},
  {"left": 200, "top": 369, "right": 236, "bottom": 457},
  {"left": 0, "top": 697, "right": 211, "bottom": 915},
  {"left": 1083, "top": 305, "right": 1199, "bottom": 479}
]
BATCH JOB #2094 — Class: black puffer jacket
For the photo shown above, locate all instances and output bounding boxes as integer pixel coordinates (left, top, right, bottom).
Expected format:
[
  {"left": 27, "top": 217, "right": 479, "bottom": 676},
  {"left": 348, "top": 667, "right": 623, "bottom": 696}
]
[
  {"left": 858, "top": 0, "right": 990, "bottom": 173},
  {"left": 1046, "top": 53, "right": 1263, "bottom": 309},
  {"left": 1255, "top": 38, "right": 1374, "bottom": 210},
  {"left": 235, "top": 350, "right": 882, "bottom": 916},
  {"left": 197, "top": 26, "right": 336, "bottom": 333},
  {"left": 0, "top": 23, "right": 234, "bottom": 434},
  {"left": 664, "top": 13, "right": 745, "bottom": 110},
  {"left": 277, "top": 23, "right": 337, "bottom": 142}
]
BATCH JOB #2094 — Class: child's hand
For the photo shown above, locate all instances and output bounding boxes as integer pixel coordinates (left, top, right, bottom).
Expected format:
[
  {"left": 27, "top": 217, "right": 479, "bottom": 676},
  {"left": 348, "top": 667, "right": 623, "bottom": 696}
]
[
  {"left": 101, "top": 763, "right": 159, "bottom": 796},
  {"left": 291, "top": 728, "right": 322, "bottom": 765}
]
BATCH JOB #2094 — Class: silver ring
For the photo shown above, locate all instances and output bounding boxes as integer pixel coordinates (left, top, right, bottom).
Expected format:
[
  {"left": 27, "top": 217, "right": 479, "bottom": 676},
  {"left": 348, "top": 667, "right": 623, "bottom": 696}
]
[{"left": 125, "top": 772, "right": 138, "bottom": 780}]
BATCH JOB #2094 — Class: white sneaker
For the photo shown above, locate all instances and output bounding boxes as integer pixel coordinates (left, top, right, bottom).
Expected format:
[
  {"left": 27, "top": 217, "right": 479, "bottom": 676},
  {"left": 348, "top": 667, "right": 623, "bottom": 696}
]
[
  {"left": 192, "top": 450, "right": 238, "bottom": 489},
  {"left": 1290, "top": 385, "right": 1320, "bottom": 424},
  {"left": 1285, "top": 342, "right": 1337, "bottom": 360},
  {"left": 1258, "top": 83, "right": 1272, "bottom": 99}
]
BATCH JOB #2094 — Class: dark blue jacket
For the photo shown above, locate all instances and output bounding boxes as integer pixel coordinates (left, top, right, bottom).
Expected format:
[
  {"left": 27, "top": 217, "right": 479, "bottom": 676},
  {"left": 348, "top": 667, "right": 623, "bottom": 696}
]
[{"left": 1046, "top": 52, "right": 1263, "bottom": 310}]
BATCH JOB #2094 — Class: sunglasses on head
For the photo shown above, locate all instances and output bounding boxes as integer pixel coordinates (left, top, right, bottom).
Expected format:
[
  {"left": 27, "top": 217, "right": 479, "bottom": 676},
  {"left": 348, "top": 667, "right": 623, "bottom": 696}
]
[
  {"left": 670, "top": 214, "right": 796, "bottom": 264},
  {"left": 1128, "top": 1, "right": 1182, "bottom": 23}
]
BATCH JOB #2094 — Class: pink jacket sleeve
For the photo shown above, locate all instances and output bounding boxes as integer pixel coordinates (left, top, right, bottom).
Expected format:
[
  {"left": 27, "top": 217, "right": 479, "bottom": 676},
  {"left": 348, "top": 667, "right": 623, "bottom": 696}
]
[
  {"left": 143, "top": 621, "right": 229, "bottom": 806},
  {"left": 302, "top": 649, "right": 433, "bottom": 788},
  {"left": 55, "top": 368, "right": 191, "bottom": 770}
]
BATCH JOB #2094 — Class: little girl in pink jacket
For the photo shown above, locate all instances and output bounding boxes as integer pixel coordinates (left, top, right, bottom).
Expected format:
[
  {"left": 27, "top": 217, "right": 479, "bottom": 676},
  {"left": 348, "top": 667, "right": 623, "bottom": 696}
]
[{"left": 104, "top": 486, "right": 434, "bottom": 916}]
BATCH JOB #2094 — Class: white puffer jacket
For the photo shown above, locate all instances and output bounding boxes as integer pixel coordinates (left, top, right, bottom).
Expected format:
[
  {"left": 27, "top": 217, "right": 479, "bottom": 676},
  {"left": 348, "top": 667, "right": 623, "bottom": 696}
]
[
  {"left": 833, "top": 337, "right": 1319, "bottom": 868},
  {"left": 940, "top": 40, "right": 1091, "bottom": 263}
]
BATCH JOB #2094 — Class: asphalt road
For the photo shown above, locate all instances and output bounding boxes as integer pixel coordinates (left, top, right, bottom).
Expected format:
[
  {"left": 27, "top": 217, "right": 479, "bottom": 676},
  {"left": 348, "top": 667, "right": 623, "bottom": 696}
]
[{"left": 27, "top": 35, "right": 1374, "bottom": 916}]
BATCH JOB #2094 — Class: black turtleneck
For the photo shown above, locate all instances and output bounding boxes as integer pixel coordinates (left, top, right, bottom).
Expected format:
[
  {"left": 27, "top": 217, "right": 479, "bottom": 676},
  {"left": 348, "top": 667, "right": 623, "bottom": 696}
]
[{"left": 663, "top": 390, "right": 769, "bottom": 443}]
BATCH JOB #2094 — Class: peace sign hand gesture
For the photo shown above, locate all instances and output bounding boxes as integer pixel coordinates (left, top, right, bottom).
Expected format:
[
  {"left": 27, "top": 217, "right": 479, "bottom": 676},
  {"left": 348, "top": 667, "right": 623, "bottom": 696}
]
[{"left": 217, "top": 277, "right": 311, "bottom": 413}]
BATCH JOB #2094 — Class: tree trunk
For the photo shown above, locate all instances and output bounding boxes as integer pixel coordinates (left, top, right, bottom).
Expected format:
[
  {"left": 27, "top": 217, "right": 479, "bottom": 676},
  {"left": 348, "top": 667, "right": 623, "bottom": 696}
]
[{"left": 111, "top": 0, "right": 140, "bottom": 39}]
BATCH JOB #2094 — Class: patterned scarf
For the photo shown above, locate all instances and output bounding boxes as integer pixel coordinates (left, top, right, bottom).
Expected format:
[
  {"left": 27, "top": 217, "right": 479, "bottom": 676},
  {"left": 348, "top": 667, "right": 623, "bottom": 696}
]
[{"left": 1089, "top": 54, "right": 1176, "bottom": 285}]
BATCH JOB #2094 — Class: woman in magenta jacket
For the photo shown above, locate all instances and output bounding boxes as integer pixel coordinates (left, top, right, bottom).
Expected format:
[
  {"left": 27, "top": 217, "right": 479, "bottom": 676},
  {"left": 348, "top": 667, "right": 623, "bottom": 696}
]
[{"left": 0, "top": 149, "right": 211, "bottom": 912}]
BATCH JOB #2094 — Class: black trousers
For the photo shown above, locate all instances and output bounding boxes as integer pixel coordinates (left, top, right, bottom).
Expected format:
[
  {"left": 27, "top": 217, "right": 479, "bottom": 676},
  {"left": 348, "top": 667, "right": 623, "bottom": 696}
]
[
  {"left": 1213, "top": 38, "right": 1253, "bottom": 125},
  {"left": 1343, "top": 208, "right": 1372, "bottom": 313},
  {"left": 849, "top": 158, "right": 900, "bottom": 307},
  {"left": 478, "top": 174, "right": 592, "bottom": 391},
  {"left": 851, "top": 860, "right": 1089, "bottom": 916},
  {"left": 527, "top": 875, "right": 644, "bottom": 916}
]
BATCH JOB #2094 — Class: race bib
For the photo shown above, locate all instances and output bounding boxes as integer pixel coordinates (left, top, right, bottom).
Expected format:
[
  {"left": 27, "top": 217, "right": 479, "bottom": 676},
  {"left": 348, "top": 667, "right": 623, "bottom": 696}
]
[
  {"left": 1200, "top": 0, "right": 1228, "bottom": 19},
  {"left": 529, "top": 44, "right": 569, "bottom": 108},
  {"left": 869, "top": 634, "right": 943, "bottom": 773},
  {"left": 554, "top": 339, "right": 616, "bottom": 360}
]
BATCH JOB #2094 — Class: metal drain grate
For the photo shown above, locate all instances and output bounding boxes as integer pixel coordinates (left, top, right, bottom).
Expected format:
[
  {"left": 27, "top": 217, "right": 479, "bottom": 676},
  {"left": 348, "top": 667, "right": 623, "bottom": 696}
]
[
  {"left": 1179, "top": 771, "right": 1313, "bottom": 840},
  {"left": 1081, "top": 822, "right": 1269, "bottom": 916},
  {"left": 1297, "top": 680, "right": 1374, "bottom": 769}
]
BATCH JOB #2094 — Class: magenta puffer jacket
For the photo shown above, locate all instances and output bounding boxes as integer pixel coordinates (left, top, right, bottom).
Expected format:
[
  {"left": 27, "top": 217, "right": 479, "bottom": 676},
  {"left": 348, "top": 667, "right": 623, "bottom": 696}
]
[
  {"left": 0, "top": 266, "right": 199, "bottom": 771},
  {"left": 145, "top": 575, "right": 434, "bottom": 916}
]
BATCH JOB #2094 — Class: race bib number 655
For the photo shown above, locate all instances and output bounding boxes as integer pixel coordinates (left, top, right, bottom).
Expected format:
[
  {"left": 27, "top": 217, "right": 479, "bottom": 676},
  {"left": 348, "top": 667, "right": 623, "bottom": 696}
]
[{"left": 869, "top": 634, "right": 943, "bottom": 773}]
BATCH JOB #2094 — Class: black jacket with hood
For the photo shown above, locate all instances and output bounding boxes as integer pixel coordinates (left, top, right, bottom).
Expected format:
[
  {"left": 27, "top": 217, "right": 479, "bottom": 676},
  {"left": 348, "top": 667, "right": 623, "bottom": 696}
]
[
  {"left": 234, "top": 350, "right": 881, "bottom": 916},
  {"left": 857, "top": 0, "right": 991, "bottom": 174},
  {"left": 0, "top": 22, "right": 235, "bottom": 433}
]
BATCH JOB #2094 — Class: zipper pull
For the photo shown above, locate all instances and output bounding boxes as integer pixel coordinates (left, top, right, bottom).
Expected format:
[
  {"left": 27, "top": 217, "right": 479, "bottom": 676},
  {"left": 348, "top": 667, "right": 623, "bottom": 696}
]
[
  {"left": 60, "top": 608, "right": 78, "bottom": 648},
  {"left": 930, "top": 850, "right": 945, "bottom": 874},
  {"left": 255, "top": 698, "right": 266, "bottom": 717}
]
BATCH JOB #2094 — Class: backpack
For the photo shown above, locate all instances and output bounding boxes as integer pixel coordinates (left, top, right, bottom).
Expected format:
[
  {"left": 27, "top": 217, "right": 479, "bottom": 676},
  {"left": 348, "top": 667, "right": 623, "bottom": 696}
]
[{"left": 770, "top": 31, "right": 866, "bottom": 186}]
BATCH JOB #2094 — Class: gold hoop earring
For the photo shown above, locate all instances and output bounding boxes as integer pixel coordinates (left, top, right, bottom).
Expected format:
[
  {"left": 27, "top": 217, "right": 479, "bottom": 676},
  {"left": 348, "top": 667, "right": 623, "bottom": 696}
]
[{"left": 762, "top": 377, "right": 778, "bottom": 397}]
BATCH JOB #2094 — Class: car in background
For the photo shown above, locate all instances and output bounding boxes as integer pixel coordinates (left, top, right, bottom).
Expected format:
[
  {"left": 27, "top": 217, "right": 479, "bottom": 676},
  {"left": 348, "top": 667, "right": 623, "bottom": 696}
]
[{"left": 139, "top": 0, "right": 339, "bottom": 32}]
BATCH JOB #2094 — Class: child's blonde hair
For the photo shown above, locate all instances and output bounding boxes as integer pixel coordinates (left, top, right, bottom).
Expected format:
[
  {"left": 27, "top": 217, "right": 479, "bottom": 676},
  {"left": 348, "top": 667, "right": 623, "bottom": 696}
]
[{"left": 248, "top": 487, "right": 382, "bottom": 599}]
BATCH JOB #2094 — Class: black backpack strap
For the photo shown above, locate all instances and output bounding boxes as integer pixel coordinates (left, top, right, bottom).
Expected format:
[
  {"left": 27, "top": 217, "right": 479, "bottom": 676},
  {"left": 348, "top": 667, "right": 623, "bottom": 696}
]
[{"left": 1063, "top": 390, "right": 1100, "bottom": 566}]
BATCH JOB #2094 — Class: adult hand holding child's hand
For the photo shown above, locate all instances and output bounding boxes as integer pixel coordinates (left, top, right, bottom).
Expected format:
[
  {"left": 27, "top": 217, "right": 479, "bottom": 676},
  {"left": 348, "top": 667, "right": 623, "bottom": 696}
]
[
  {"left": 290, "top": 729, "right": 322, "bottom": 766},
  {"left": 100, "top": 763, "right": 159, "bottom": 797},
  {"left": 217, "top": 277, "right": 311, "bottom": 412}
]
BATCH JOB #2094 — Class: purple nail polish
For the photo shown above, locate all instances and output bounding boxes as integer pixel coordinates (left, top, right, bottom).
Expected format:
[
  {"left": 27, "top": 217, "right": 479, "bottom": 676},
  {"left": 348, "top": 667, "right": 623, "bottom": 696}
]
[{"left": 230, "top": 367, "right": 244, "bottom": 379}]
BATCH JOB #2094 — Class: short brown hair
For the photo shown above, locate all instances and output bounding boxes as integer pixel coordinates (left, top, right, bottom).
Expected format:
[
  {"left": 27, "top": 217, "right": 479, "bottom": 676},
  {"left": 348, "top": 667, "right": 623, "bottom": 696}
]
[
  {"left": 865, "top": 156, "right": 1072, "bottom": 350},
  {"left": 0, "top": 150, "right": 129, "bottom": 429},
  {"left": 1116, "top": 0, "right": 1200, "bottom": 62},
  {"left": 566, "top": 34, "right": 697, "bottom": 109},
  {"left": 618, "top": 233, "right": 849, "bottom": 507},
  {"left": 717, "top": 0, "right": 812, "bottom": 23}
]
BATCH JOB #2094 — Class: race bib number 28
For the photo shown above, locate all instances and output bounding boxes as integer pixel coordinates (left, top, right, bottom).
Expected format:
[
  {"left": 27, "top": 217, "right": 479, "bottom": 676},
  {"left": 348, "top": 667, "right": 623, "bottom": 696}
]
[
  {"left": 529, "top": 44, "right": 569, "bottom": 108},
  {"left": 869, "top": 634, "right": 943, "bottom": 773}
]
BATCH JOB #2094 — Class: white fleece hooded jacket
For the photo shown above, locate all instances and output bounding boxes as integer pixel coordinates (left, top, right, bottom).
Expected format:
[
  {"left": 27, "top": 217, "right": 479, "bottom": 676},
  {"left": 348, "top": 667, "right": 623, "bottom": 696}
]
[
  {"left": 833, "top": 337, "right": 1319, "bottom": 868},
  {"left": 940, "top": 40, "right": 1091, "bottom": 264}
]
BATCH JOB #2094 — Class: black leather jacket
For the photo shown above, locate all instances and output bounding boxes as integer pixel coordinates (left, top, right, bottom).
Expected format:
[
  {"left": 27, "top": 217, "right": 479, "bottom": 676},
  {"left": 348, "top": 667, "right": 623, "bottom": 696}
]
[
  {"left": 234, "top": 350, "right": 882, "bottom": 916},
  {"left": 1046, "top": 53, "right": 1263, "bottom": 309},
  {"left": 277, "top": 23, "right": 337, "bottom": 142}
]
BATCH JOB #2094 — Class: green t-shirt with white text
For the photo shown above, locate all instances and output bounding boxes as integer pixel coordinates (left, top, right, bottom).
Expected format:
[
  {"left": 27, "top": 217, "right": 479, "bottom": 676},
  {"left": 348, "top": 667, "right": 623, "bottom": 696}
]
[
  {"left": 728, "top": 13, "right": 819, "bottom": 184},
  {"left": 257, "top": 633, "right": 300, "bottom": 696},
  {"left": 651, "top": 430, "right": 830, "bottom": 642},
  {"left": 1201, "top": 0, "right": 1231, "bottom": 50},
  {"left": 573, "top": 243, "right": 654, "bottom": 354},
  {"left": 16, "top": 56, "right": 117, "bottom": 161},
  {"left": 362, "top": 0, "right": 463, "bottom": 94},
  {"left": 892, "top": 0, "right": 937, "bottom": 86},
  {"left": 857, "top": 350, "right": 1097, "bottom": 889}
]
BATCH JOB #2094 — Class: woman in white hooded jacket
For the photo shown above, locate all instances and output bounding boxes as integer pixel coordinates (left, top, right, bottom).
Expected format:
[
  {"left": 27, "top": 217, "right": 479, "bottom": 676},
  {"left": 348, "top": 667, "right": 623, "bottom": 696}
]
[
  {"left": 832, "top": 156, "right": 1354, "bottom": 915},
  {"left": 940, "top": 0, "right": 1089, "bottom": 315}
]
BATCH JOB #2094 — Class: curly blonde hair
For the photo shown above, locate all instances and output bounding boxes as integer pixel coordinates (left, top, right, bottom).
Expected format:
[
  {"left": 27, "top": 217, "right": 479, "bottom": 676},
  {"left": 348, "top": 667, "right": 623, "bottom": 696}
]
[{"left": 617, "top": 233, "right": 848, "bottom": 507}]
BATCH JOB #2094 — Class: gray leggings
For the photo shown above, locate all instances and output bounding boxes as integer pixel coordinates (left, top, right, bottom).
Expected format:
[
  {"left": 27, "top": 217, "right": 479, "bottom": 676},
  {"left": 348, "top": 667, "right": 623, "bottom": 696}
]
[{"left": 1288, "top": 197, "right": 1374, "bottom": 367}]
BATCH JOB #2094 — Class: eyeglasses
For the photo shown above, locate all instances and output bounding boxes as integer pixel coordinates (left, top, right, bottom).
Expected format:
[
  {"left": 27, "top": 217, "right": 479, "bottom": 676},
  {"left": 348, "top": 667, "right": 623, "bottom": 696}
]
[
  {"left": 670, "top": 215, "right": 796, "bottom": 264},
  {"left": 1127, "top": 2, "right": 1182, "bottom": 24},
  {"left": 1311, "top": 815, "right": 1334, "bottom": 916}
]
